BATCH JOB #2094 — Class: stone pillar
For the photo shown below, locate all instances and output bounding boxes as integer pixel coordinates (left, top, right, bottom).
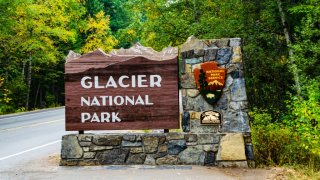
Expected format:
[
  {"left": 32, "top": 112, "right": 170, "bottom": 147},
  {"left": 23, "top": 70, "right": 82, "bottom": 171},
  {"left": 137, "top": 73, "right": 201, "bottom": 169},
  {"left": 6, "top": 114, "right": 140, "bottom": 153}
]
[{"left": 179, "top": 36, "right": 253, "bottom": 167}]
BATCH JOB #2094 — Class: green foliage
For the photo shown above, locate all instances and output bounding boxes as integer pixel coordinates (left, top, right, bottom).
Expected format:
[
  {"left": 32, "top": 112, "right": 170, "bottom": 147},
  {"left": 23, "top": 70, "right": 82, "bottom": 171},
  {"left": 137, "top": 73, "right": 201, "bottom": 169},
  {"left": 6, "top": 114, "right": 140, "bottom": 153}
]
[
  {"left": 242, "top": 0, "right": 293, "bottom": 119},
  {"left": 81, "top": 11, "right": 118, "bottom": 53},
  {"left": 0, "top": 0, "right": 125, "bottom": 113},
  {"left": 0, "top": 0, "right": 87, "bottom": 112},
  {"left": 14, "top": 0, "right": 84, "bottom": 61},
  {"left": 119, "top": 0, "right": 244, "bottom": 50},
  {"left": 284, "top": 80, "right": 320, "bottom": 156},
  {"left": 15, "top": 107, "right": 26, "bottom": 113},
  {"left": 117, "top": 0, "right": 295, "bottom": 121},
  {"left": 6, "top": 78, "right": 27, "bottom": 108},
  {"left": 0, "top": 77, "right": 11, "bottom": 104},
  {"left": 250, "top": 109, "right": 320, "bottom": 169},
  {"left": 288, "top": 0, "right": 320, "bottom": 87},
  {"left": 0, "top": 76, "right": 12, "bottom": 115},
  {"left": 80, "top": 0, "right": 133, "bottom": 48}
]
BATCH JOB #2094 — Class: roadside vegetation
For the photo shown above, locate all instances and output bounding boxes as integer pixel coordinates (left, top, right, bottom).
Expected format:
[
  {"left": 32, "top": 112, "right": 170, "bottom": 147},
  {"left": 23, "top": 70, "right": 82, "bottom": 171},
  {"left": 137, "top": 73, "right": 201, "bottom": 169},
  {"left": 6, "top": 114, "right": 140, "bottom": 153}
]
[{"left": 0, "top": 0, "right": 319, "bottom": 177}]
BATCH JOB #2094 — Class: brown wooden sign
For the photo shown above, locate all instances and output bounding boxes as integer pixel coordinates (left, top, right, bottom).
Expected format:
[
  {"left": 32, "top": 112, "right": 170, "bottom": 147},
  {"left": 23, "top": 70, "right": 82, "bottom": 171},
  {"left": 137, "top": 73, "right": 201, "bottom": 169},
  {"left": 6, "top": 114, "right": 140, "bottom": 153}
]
[{"left": 65, "top": 47, "right": 179, "bottom": 131}]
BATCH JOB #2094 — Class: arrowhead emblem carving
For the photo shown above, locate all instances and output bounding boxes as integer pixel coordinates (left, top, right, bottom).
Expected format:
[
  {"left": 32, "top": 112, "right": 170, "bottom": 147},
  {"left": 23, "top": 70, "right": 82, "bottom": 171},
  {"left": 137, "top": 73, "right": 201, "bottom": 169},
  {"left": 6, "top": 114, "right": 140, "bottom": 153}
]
[{"left": 193, "top": 62, "right": 226, "bottom": 104}]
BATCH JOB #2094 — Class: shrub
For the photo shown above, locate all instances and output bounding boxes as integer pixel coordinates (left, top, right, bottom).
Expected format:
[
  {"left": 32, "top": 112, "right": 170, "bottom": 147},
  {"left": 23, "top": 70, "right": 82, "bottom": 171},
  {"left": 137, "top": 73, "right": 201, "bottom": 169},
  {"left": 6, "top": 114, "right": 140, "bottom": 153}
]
[
  {"left": 250, "top": 108, "right": 320, "bottom": 169},
  {"left": 284, "top": 80, "right": 320, "bottom": 157}
]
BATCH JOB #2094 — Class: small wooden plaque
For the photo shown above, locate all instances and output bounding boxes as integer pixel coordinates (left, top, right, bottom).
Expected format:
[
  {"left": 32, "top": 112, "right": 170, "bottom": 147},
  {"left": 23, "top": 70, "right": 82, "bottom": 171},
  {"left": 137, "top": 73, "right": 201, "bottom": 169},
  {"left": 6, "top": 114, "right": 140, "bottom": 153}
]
[{"left": 200, "top": 111, "right": 222, "bottom": 125}]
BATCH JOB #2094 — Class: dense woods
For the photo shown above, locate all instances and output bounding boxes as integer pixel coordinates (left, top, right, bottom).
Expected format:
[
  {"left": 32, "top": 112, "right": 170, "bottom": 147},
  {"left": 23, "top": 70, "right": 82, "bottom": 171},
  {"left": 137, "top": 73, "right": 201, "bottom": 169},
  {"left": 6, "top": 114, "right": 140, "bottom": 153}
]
[{"left": 0, "top": 0, "right": 319, "bottom": 169}]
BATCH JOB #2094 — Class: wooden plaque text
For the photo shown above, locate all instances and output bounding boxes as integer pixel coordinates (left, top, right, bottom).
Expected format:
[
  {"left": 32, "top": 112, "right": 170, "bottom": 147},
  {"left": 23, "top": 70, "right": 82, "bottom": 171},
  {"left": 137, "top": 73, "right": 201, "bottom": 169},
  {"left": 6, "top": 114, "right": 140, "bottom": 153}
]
[{"left": 65, "top": 50, "right": 179, "bottom": 131}]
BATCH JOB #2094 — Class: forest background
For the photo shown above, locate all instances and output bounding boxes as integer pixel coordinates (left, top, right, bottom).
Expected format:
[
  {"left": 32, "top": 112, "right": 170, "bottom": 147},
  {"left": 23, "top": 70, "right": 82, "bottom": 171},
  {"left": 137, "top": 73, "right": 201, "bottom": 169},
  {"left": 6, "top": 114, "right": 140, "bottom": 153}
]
[{"left": 0, "top": 0, "right": 319, "bottom": 173}]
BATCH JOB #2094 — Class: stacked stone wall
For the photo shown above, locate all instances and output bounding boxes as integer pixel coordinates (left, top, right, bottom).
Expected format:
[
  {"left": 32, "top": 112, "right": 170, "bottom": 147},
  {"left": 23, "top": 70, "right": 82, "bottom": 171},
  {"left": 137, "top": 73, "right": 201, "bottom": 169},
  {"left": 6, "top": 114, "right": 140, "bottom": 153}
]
[
  {"left": 60, "top": 132, "right": 253, "bottom": 167},
  {"left": 61, "top": 133, "right": 225, "bottom": 166}
]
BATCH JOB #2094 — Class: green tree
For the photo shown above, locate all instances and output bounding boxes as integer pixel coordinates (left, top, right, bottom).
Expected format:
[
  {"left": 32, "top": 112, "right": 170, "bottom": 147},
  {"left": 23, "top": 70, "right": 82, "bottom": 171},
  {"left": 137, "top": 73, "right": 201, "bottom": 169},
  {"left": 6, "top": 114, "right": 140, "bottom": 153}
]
[
  {"left": 79, "top": 0, "right": 132, "bottom": 48},
  {"left": 289, "top": 0, "right": 320, "bottom": 83},
  {"left": 0, "top": 76, "right": 12, "bottom": 114},
  {"left": 11, "top": 0, "right": 84, "bottom": 110},
  {"left": 241, "top": 0, "right": 294, "bottom": 118},
  {"left": 283, "top": 0, "right": 320, "bottom": 157},
  {"left": 81, "top": 11, "right": 118, "bottom": 53},
  {"left": 0, "top": 0, "right": 19, "bottom": 84},
  {"left": 119, "top": 0, "right": 245, "bottom": 50}
]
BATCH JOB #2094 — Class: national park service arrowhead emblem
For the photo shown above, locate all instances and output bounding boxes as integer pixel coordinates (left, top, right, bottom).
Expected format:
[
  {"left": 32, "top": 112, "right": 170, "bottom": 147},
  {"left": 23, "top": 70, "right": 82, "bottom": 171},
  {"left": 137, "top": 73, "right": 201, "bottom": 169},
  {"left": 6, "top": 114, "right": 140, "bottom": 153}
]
[{"left": 193, "top": 62, "right": 226, "bottom": 104}]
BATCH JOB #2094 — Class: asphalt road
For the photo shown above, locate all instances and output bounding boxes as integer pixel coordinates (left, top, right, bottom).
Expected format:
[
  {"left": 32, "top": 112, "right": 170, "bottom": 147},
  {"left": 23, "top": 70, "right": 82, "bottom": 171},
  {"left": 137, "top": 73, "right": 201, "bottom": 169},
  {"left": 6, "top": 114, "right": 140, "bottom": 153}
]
[
  {"left": 0, "top": 107, "right": 69, "bottom": 169},
  {"left": 0, "top": 107, "right": 281, "bottom": 180}
]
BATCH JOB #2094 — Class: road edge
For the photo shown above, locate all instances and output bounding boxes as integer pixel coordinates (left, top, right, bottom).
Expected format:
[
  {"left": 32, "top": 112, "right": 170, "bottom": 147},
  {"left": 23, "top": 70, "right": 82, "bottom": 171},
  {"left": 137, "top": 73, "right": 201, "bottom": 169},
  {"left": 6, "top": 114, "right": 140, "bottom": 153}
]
[{"left": 0, "top": 106, "right": 65, "bottom": 119}]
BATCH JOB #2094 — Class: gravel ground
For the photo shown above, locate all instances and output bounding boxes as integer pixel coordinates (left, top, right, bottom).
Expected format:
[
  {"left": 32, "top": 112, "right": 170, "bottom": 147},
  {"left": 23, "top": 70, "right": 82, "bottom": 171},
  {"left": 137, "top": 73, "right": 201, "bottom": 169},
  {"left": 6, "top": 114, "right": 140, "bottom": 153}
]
[{"left": 0, "top": 153, "right": 289, "bottom": 180}]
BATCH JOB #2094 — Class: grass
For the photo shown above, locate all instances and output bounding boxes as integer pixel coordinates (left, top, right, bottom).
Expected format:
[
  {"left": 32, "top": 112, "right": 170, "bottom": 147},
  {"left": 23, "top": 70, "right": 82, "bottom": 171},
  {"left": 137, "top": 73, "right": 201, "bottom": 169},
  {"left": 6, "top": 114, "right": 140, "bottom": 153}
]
[{"left": 281, "top": 165, "right": 320, "bottom": 180}]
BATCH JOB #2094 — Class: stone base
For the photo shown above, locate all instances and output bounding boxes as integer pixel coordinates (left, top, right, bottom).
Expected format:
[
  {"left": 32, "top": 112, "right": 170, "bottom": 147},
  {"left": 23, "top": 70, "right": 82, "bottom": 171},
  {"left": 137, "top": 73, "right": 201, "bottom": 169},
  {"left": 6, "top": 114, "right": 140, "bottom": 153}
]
[
  {"left": 60, "top": 133, "right": 253, "bottom": 167},
  {"left": 217, "top": 161, "right": 248, "bottom": 168},
  {"left": 216, "top": 133, "right": 246, "bottom": 161}
]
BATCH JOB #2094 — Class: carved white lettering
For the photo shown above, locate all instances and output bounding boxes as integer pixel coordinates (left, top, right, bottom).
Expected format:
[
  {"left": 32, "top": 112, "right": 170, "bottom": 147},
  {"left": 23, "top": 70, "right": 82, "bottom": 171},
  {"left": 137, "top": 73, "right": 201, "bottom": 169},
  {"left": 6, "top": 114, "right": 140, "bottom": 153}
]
[
  {"left": 114, "top": 96, "right": 124, "bottom": 106},
  {"left": 94, "top": 76, "right": 104, "bottom": 88},
  {"left": 150, "top": 75, "right": 162, "bottom": 87},
  {"left": 105, "top": 76, "right": 117, "bottom": 88},
  {"left": 135, "top": 95, "right": 144, "bottom": 105},
  {"left": 137, "top": 75, "right": 147, "bottom": 87},
  {"left": 101, "top": 112, "right": 110, "bottom": 122},
  {"left": 81, "top": 97, "right": 90, "bottom": 106},
  {"left": 81, "top": 112, "right": 91, "bottom": 123},
  {"left": 81, "top": 112, "right": 121, "bottom": 123},
  {"left": 145, "top": 95, "right": 154, "bottom": 105},
  {"left": 119, "top": 76, "right": 129, "bottom": 88},
  {"left": 112, "top": 112, "right": 121, "bottom": 122},
  {"left": 80, "top": 95, "right": 153, "bottom": 106},
  {"left": 81, "top": 76, "right": 92, "bottom": 89},
  {"left": 80, "top": 75, "right": 162, "bottom": 89}
]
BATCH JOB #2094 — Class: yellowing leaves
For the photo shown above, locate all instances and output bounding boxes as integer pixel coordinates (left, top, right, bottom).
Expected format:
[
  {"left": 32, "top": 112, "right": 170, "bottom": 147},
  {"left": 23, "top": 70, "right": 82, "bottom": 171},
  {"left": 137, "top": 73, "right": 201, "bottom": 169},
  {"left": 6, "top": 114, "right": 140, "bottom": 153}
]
[
  {"left": 0, "top": 76, "right": 4, "bottom": 87},
  {"left": 127, "top": 29, "right": 136, "bottom": 36},
  {"left": 0, "top": 76, "right": 11, "bottom": 104},
  {"left": 11, "top": 0, "right": 84, "bottom": 64},
  {"left": 279, "top": 55, "right": 286, "bottom": 64},
  {"left": 146, "top": 32, "right": 156, "bottom": 43},
  {"left": 81, "top": 11, "right": 118, "bottom": 53}
]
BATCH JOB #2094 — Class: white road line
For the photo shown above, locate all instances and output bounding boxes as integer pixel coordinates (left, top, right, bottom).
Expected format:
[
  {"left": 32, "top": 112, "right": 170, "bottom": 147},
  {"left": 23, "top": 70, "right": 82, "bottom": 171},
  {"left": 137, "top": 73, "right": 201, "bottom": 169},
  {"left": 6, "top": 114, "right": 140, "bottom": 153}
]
[
  {"left": 0, "top": 108, "right": 64, "bottom": 121},
  {"left": 0, "top": 119, "right": 64, "bottom": 133},
  {"left": 0, "top": 140, "right": 61, "bottom": 161}
]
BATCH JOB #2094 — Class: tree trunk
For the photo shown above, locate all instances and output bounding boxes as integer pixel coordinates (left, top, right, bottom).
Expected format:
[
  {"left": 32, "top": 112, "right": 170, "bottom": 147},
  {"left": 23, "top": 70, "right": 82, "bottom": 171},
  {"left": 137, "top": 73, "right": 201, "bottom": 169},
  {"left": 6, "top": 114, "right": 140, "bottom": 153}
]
[
  {"left": 277, "top": 0, "right": 301, "bottom": 96},
  {"left": 40, "top": 87, "right": 43, "bottom": 108},
  {"left": 25, "top": 56, "right": 32, "bottom": 110},
  {"left": 22, "top": 60, "right": 26, "bottom": 80},
  {"left": 193, "top": 0, "right": 197, "bottom": 22},
  {"left": 4, "top": 57, "right": 8, "bottom": 84},
  {"left": 34, "top": 82, "right": 40, "bottom": 108}
]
